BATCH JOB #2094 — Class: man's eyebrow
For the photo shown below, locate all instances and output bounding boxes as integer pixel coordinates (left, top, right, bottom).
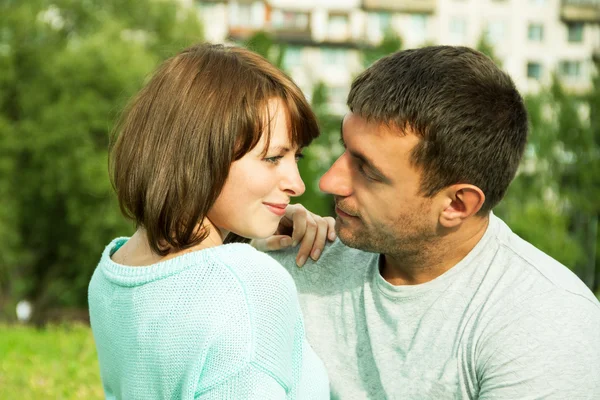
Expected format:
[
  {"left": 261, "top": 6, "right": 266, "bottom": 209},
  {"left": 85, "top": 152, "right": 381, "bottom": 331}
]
[{"left": 339, "top": 121, "right": 391, "bottom": 183}]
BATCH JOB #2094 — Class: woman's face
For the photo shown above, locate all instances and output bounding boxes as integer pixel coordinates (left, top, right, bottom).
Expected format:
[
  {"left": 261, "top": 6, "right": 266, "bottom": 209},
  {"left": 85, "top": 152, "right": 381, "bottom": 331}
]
[{"left": 207, "top": 98, "right": 306, "bottom": 239}]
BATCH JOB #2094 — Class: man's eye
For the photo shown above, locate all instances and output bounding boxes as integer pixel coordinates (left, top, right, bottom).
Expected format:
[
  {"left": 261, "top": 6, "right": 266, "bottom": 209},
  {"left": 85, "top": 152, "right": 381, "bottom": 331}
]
[{"left": 357, "top": 163, "right": 377, "bottom": 181}]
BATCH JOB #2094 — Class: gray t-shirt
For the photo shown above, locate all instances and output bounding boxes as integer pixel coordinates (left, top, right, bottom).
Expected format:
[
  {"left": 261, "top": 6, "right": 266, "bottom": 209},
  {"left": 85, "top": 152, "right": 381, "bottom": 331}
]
[{"left": 270, "top": 214, "right": 600, "bottom": 399}]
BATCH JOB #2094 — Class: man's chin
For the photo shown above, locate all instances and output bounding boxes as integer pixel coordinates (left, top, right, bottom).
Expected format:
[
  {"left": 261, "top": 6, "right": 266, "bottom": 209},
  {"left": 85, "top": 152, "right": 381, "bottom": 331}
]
[{"left": 335, "top": 225, "right": 363, "bottom": 249}]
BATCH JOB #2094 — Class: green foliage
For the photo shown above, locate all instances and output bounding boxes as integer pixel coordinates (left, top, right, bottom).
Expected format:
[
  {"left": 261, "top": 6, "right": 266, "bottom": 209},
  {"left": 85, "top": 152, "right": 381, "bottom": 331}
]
[
  {"left": 0, "top": 323, "right": 102, "bottom": 398},
  {"left": 496, "top": 74, "right": 600, "bottom": 289},
  {"left": 243, "top": 31, "right": 286, "bottom": 69},
  {"left": 475, "top": 34, "right": 502, "bottom": 66},
  {"left": 0, "top": 0, "right": 203, "bottom": 320},
  {"left": 296, "top": 83, "right": 342, "bottom": 217}
]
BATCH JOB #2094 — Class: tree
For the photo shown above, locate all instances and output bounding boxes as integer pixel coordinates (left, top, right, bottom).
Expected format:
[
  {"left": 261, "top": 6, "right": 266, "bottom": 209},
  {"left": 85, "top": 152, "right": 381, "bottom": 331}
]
[
  {"left": 496, "top": 75, "right": 600, "bottom": 291},
  {"left": 476, "top": 34, "right": 502, "bottom": 66},
  {"left": 295, "top": 83, "right": 342, "bottom": 217},
  {"left": 588, "top": 58, "right": 600, "bottom": 294},
  {"left": 471, "top": 38, "right": 598, "bottom": 292},
  {"left": 0, "top": 0, "right": 203, "bottom": 322},
  {"left": 243, "top": 31, "right": 286, "bottom": 69}
]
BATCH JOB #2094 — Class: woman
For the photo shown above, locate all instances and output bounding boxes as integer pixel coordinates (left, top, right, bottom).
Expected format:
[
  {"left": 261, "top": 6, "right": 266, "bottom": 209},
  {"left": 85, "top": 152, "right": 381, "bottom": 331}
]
[{"left": 88, "top": 43, "right": 329, "bottom": 399}]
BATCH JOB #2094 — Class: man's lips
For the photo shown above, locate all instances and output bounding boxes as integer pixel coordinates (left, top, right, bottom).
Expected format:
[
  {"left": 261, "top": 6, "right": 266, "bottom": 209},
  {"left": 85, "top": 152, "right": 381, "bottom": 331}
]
[
  {"left": 335, "top": 205, "right": 358, "bottom": 218},
  {"left": 263, "top": 202, "right": 288, "bottom": 216}
]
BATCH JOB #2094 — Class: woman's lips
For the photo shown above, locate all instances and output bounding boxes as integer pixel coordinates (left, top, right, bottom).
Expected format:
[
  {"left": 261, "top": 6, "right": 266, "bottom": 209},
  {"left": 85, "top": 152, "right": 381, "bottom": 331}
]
[{"left": 264, "top": 202, "right": 288, "bottom": 216}]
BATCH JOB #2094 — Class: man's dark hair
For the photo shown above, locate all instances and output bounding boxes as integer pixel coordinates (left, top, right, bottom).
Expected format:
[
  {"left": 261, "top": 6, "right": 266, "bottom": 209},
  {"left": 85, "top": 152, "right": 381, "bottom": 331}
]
[{"left": 348, "top": 46, "right": 528, "bottom": 214}]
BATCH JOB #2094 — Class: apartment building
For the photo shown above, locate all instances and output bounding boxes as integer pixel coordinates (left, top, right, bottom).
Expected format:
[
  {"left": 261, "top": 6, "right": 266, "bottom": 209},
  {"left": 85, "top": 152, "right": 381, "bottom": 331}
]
[
  {"left": 182, "top": 0, "right": 600, "bottom": 112},
  {"left": 437, "top": 0, "right": 600, "bottom": 94}
]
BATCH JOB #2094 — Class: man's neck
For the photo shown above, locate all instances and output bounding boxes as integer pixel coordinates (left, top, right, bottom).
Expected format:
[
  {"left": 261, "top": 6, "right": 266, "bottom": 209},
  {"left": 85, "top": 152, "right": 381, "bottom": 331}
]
[{"left": 380, "top": 217, "right": 490, "bottom": 286}]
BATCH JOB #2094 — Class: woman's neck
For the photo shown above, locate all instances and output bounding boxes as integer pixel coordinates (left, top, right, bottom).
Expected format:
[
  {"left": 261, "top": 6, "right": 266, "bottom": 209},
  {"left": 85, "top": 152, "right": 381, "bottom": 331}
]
[{"left": 111, "top": 219, "right": 228, "bottom": 267}]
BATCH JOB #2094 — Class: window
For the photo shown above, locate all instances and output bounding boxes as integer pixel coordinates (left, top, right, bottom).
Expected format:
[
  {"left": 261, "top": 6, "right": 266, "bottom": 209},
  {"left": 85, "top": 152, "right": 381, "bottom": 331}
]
[
  {"left": 527, "top": 23, "right": 544, "bottom": 41},
  {"left": 411, "top": 14, "right": 428, "bottom": 43},
  {"left": 231, "top": 3, "right": 253, "bottom": 28},
  {"left": 197, "top": 2, "right": 218, "bottom": 12},
  {"left": 321, "top": 48, "right": 347, "bottom": 66},
  {"left": 559, "top": 60, "right": 582, "bottom": 78},
  {"left": 271, "top": 10, "right": 309, "bottom": 31},
  {"left": 283, "top": 46, "right": 302, "bottom": 70},
  {"left": 485, "top": 21, "right": 506, "bottom": 44},
  {"left": 369, "top": 12, "right": 391, "bottom": 35},
  {"left": 328, "top": 13, "right": 350, "bottom": 39},
  {"left": 527, "top": 62, "right": 542, "bottom": 80},
  {"left": 567, "top": 22, "right": 584, "bottom": 43},
  {"left": 450, "top": 17, "right": 467, "bottom": 42}
]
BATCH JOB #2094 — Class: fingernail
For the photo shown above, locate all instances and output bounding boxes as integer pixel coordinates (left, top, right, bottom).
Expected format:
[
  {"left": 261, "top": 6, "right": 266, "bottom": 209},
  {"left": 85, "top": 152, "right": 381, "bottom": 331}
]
[
  {"left": 297, "top": 255, "right": 306, "bottom": 267},
  {"left": 292, "top": 240, "right": 299, "bottom": 247},
  {"left": 311, "top": 248, "right": 321, "bottom": 260},
  {"left": 280, "top": 237, "right": 292, "bottom": 247}
]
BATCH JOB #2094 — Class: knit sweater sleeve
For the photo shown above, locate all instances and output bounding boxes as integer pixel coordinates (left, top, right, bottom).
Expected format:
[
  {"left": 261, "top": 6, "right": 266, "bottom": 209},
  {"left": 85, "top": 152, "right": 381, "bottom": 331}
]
[{"left": 196, "top": 363, "right": 287, "bottom": 399}]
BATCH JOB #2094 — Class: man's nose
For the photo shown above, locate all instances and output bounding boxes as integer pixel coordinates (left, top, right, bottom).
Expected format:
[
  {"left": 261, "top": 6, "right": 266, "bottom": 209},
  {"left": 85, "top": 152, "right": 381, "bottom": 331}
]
[{"left": 319, "top": 151, "right": 353, "bottom": 197}]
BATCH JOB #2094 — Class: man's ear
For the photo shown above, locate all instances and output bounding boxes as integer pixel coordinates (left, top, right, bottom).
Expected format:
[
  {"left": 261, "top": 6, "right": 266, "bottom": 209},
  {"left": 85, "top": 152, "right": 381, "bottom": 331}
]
[{"left": 438, "top": 184, "right": 485, "bottom": 228}]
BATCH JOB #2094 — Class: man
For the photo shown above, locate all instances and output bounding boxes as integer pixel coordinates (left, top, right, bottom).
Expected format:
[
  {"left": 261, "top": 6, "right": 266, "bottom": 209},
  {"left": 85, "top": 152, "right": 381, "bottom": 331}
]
[{"left": 261, "top": 46, "right": 600, "bottom": 398}]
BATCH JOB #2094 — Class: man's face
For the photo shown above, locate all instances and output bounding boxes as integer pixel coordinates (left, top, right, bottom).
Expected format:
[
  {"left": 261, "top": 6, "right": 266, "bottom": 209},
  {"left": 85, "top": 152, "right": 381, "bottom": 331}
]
[{"left": 319, "top": 113, "right": 439, "bottom": 255}]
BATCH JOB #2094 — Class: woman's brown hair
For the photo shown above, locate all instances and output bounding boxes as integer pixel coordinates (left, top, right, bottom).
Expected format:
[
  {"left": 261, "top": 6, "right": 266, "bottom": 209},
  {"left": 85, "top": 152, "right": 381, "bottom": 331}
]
[{"left": 110, "top": 43, "right": 319, "bottom": 255}]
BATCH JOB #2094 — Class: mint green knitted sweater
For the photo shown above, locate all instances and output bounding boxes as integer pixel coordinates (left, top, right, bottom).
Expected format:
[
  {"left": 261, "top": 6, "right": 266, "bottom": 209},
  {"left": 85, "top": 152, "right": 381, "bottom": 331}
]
[{"left": 88, "top": 238, "right": 329, "bottom": 399}]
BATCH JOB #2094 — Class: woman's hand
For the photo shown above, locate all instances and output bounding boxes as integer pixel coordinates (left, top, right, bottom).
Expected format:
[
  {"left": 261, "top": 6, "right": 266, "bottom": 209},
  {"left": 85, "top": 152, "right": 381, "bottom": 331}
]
[{"left": 251, "top": 204, "right": 336, "bottom": 267}]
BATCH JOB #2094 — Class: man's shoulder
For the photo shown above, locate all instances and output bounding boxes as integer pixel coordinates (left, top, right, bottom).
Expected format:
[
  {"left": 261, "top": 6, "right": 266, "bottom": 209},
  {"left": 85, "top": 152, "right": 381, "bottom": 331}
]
[
  {"left": 491, "top": 215, "right": 598, "bottom": 305},
  {"left": 269, "top": 239, "right": 378, "bottom": 293},
  {"left": 270, "top": 238, "right": 375, "bottom": 267},
  {"left": 474, "top": 285, "right": 600, "bottom": 398}
]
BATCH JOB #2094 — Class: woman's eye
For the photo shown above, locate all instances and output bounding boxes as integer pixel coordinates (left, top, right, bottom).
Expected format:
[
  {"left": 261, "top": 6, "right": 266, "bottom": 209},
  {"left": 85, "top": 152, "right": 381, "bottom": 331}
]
[
  {"left": 295, "top": 153, "right": 304, "bottom": 162},
  {"left": 264, "top": 156, "right": 283, "bottom": 164}
]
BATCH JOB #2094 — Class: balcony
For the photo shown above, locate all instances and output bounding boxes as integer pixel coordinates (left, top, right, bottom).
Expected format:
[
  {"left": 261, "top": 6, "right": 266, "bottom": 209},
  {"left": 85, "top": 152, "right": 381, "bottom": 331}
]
[
  {"left": 362, "top": 0, "right": 435, "bottom": 14},
  {"left": 269, "top": 9, "right": 313, "bottom": 43},
  {"left": 561, "top": 0, "right": 600, "bottom": 23}
]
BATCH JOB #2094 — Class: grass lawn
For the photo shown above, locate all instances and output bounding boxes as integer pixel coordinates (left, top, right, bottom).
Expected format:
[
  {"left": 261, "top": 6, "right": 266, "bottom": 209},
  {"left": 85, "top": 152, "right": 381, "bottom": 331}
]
[{"left": 0, "top": 323, "right": 103, "bottom": 399}]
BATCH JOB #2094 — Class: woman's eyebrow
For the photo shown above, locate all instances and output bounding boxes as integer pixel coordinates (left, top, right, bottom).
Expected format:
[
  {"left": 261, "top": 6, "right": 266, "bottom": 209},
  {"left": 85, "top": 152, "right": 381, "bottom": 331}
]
[{"left": 266, "top": 145, "right": 292, "bottom": 153}]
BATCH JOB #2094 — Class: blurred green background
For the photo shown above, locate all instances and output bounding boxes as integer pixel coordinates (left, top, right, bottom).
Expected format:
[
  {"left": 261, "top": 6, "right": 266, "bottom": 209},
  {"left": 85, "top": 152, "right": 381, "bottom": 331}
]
[{"left": 0, "top": 0, "right": 599, "bottom": 397}]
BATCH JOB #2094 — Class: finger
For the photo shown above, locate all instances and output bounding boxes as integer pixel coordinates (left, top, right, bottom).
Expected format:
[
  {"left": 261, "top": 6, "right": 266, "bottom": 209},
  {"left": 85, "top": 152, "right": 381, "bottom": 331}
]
[
  {"left": 326, "top": 217, "right": 337, "bottom": 241},
  {"left": 252, "top": 235, "right": 293, "bottom": 252},
  {"left": 296, "top": 215, "right": 317, "bottom": 267},
  {"left": 290, "top": 207, "right": 309, "bottom": 247},
  {"left": 309, "top": 217, "right": 329, "bottom": 261}
]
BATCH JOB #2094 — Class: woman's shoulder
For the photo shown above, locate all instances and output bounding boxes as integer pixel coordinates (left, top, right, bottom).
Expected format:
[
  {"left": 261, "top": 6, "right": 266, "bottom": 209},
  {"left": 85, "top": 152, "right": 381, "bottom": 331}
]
[
  {"left": 211, "top": 243, "right": 293, "bottom": 277},
  {"left": 209, "top": 243, "right": 299, "bottom": 300}
]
